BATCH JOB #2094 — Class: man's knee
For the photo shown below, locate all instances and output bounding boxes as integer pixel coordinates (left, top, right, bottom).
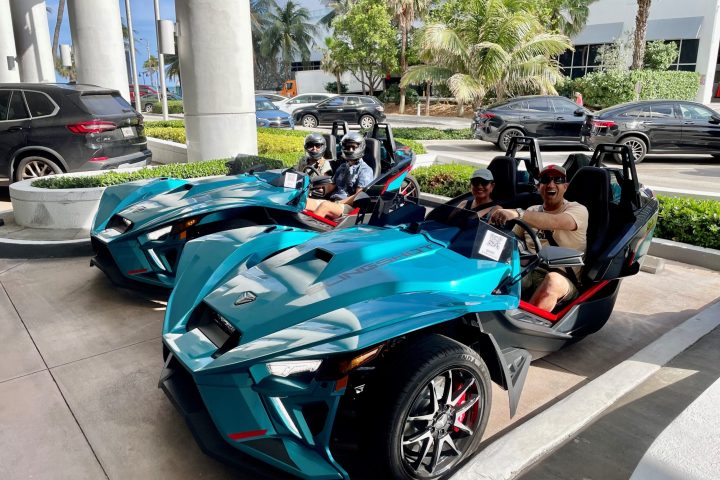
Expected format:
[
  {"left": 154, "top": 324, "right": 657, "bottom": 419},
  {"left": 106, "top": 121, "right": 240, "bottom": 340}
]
[{"left": 540, "top": 272, "right": 571, "bottom": 299}]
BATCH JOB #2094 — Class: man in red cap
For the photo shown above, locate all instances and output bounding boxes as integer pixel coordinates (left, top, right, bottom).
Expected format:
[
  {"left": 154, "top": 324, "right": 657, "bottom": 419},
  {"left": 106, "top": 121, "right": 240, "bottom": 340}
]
[{"left": 490, "top": 164, "right": 588, "bottom": 311}]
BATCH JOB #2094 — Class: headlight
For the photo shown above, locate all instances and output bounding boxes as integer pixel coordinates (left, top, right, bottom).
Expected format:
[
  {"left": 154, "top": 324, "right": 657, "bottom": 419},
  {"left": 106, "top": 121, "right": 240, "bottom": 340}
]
[
  {"left": 375, "top": 106, "right": 384, "bottom": 112},
  {"left": 146, "top": 225, "right": 172, "bottom": 241},
  {"left": 267, "top": 360, "right": 322, "bottom": 378}
]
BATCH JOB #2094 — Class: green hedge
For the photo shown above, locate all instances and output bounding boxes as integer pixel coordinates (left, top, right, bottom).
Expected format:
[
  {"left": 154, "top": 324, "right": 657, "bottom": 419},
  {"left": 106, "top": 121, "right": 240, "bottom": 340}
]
[
  {"left": 413, "top": 163, "right": 720, "bottom": 250},
  {"left": 257, "top": 131, "right": 305, "bottom": 154},
  {"left": 145, "top": 126, "right": 186, "bottom": 143},
  {"left": 571, "top": 70, "right": 700, "bottom": 109},
  {"left": 151, "top": 100, "right": 184, "bottom": 114},
  {"left": 392, "top": 127, "right": 473, "bottom": 140},
  {"left": 656, "top": 196, "right": 720, "bottom": 249},
  {"left": 145, "top": 120, "right": 184, "bottom": 129}
]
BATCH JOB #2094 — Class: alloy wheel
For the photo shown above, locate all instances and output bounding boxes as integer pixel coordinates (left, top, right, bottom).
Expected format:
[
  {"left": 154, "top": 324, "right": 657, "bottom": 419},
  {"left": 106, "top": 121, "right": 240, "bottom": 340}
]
[
  {"left": 400, "top": 367, "right": 484, "bottom": 477},
  {"left": 623, "top": 138, "right": 645, "bottom": 162},
  {"left": 302, "top": 115, "right": 318, "bottom": 128},
  {"left": 360, "top": 115, "right": 376, "bottom": 130},
  {"left": 19, "top": 157, "right": 62, "bottom": 181},
  {"left": 500, "top": 129, "right": 522, "bottom": 150}
]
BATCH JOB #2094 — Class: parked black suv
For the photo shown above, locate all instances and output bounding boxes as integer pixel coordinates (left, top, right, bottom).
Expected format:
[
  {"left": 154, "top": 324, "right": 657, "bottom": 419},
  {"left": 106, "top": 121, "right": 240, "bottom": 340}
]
[
  {"left": 581, "top": 100, "right": 720, "bottom": 163},
  {"left": 0, "top": 83, "right": 151, "bottom": 182},
  {"left": 293, "top": 95, "right": 386, "bottom": 129},
  {"left": 472, "top": 95, "right": 588, "bottom": 150}
]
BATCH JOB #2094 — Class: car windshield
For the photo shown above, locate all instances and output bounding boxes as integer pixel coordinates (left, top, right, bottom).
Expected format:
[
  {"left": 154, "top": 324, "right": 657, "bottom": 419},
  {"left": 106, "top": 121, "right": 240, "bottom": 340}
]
[{"left": 256, "top": 99, "right": 277, "bottom": 111}]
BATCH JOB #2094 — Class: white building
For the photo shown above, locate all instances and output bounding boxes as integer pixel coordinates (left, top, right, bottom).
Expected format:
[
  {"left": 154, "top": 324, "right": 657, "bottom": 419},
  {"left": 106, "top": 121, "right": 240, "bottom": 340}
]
[{"left": 567, "top": 0, "right": 720, "bottom": 103}]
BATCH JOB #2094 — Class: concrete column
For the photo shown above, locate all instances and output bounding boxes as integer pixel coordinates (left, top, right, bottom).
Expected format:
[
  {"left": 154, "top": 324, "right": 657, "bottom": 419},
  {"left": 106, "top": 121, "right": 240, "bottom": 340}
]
[
  {"left": 10, "top": 0, "right": 55, "bottom": 83},
  {"left": 68, "top": 0, "right": 129, "bottom": 101},
  {"left": 175, "top": 0, "right": 258, "bottom": 161},
  {"left": 696, "top": 1, "right": 720, "bottom": 103},
  {"left": 0, "top": 0, "right": 21, "bottom": 82}
]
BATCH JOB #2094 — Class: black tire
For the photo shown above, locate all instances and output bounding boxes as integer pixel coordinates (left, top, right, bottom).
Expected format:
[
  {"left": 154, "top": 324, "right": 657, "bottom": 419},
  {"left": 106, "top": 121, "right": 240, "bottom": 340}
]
[
  {"left": 14, "top": 154, "right": 63, "bottom": 182},
  {"left": 144, "top": 103, "right": 154, "bottom": 113},
  {"left": 301, "top": 114, "right": 318, "bottom": 128},
  {"left": 359, "top": 114, "right": 376, "bottom": 130},
  {"left": 498, "top": 127, "right": 523, "bottom": 151},
  {"left": 368, "top": 334, "right": 492, "bottom": 480},
  {"left": 620, "top": 135, "right": 647, "bottom": 164},
  {"left": 400, "top": 175, "right": 421, "bottom": 203}
]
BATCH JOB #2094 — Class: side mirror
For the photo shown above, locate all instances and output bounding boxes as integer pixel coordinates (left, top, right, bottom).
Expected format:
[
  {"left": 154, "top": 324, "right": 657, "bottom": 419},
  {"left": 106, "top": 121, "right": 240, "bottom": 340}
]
[
  {"left": 538, "top": 246, "right": 584, "bottom": 269},
  {"left": 710, "top": 115, "right": 720, "bottom": 124},
  {"left": 573, "top": 108, "right": 585, "bottom": 117}
]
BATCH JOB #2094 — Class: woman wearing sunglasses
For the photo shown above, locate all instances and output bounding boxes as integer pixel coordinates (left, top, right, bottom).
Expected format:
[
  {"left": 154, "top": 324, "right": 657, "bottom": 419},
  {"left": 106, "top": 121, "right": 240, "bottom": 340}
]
[{"left": 490, "top": 165, "right": 589, "bottom": 312}]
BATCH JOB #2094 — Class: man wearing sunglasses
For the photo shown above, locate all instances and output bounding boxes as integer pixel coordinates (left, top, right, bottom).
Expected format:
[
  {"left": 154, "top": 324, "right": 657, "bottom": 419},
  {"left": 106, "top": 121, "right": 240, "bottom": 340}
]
[
  {"left": 490, "top": 165, "right": 588, "bottom": 311},
  {"left": 298, "top": 133, "right": 332, "bottom": 176}
]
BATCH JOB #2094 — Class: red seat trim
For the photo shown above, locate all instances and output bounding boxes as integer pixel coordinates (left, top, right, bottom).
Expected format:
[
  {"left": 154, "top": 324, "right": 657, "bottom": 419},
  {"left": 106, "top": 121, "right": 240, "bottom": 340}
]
[
  {"left": 518, "top": 280, "right": 610, "bottom": 323},
  {"left": 301, "top": 209, "right": 339, "bottom": 227},
  {"left": 381, "top": 166, "right": 412, "bottom": 195}
]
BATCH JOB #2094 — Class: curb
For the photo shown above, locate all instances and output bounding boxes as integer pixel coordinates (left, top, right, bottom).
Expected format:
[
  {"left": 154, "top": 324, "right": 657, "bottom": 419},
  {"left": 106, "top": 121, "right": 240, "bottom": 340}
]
[
  {"left": 0, "top": 237, "right": 92, "bottom": 259},
  {"left": 451, "top": 300, "right": 720, "bottom": 480}
]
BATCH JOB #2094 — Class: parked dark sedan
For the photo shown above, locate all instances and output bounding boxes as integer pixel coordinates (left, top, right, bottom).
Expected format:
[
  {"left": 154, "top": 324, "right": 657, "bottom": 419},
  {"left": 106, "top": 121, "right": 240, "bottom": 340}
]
[
  {"left": 293, "top": 95, "right": 386, "bottom": 129},
  {"left": 581, "top": 100, "right": 720, "bottom": 163},
  {"left": 0, "top": 83, "right": 150, "bottom": 182},
  {"left": 472, "top": 95, "right": 587, "bottom": 150}
]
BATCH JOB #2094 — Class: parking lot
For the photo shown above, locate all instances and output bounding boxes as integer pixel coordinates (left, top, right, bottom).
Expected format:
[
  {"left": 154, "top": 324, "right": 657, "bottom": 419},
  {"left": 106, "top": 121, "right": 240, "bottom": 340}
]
[{"left": 1, "top": 252, "right": 719, "bottom": 479}]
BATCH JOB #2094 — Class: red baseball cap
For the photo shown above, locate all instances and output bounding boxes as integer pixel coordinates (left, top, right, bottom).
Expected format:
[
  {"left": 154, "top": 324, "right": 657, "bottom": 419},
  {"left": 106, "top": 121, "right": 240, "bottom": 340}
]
[{"left": 539, "top": 165, "right": 567, "bottom": 177}]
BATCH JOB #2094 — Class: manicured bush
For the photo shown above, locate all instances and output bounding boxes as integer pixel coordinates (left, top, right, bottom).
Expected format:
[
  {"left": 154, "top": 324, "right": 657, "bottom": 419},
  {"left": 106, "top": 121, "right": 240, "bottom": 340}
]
[
  {"left": 145, "top": 126, "right": 186, "bottom": 143},
  {"left": 656, "top": 196, "right": 720, "bottom": 250},
  {"left": 152, "top": 100, "right": 184, "bottom": 114},
  {"left": 257, "top": 131, "right": 305, "bottom": 154},
  {"left": 145, "top": 120, "right": 184, "bottom": 129},
  {"left": 572, "top": 70, "right": 700, "bottom": 109},
  {"left": 412, "top": 164, "right": 475, "bottom": 197},
  {"left": 392, "top": 127, "right": 473, "bottom": 140},
  {"left": 379, "top": 84, "right": 420, "bottom": 106},
  {"left": 396, "top": 138, "right": 426, "bottom": 154}
]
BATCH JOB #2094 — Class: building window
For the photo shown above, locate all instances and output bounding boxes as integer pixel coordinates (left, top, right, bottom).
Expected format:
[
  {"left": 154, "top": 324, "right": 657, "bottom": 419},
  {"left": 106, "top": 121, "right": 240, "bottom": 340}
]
[
  {"left": 291, "top": 60, "right": 321, "bottom": 72},
  {"left": 652, "top": 39, "right": 697, "bottom": 71},
  {"left": 559, "top": 43, "right": 607, "bottom": 78}
]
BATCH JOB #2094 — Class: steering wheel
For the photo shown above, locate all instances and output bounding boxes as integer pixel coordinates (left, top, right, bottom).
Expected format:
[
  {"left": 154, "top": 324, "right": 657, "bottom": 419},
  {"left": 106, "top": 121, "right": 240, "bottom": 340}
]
[
  {"left": 504, "top": 218, "right": 541, "bottom": 254},
  {"left": 303, "top": 165, "right": 322, "bottom": 178}
]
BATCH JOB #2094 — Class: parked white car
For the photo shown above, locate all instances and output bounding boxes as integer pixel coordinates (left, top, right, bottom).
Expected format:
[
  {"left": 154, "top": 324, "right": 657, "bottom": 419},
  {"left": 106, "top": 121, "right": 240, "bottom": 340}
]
[
  {"left": 276, "top": 93, "right": 337, "bottom": 114},
  {"left": 254, "top": 91, "right": 288, "bottom": 106}
]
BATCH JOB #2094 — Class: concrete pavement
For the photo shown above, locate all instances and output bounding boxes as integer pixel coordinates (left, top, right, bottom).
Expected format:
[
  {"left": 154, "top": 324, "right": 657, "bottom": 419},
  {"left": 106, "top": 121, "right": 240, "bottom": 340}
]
[{"left": 1, "top": 255, "right": 719, "bottom": 479}]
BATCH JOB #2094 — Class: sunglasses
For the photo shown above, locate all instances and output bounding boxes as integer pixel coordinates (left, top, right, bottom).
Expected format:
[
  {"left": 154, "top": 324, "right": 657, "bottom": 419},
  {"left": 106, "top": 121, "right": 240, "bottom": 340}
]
[
  {"left": 538, "top": 175, "right": 567, "bottom": 185},
  {"left": 307, "top": 143, "right": 324, "bottom": 149},
  {"left": 471, "top": 178, "right": 493, "bottom": 187}
]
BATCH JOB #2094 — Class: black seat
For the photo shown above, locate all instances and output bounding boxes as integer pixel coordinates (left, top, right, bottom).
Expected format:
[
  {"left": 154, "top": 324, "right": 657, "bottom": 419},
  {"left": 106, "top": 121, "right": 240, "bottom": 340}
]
[
  {"left": 363, "top": 138, "right": 382, "bottom": 178},
  {"left": 562, "top": 153, "right": 592, "bottom": 182},
  {"left": 486, "top": 156, "right": 517, "bottom": 203},
  {"left": 322, "top": 133, "right": 337, "bottom": 161},
  {"left": 564, "top": 166, "right": 611, "bottom": 280}
]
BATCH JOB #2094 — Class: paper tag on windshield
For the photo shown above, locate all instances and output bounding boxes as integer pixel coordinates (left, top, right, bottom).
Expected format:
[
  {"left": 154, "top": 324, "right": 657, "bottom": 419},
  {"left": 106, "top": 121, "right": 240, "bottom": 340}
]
[
  {"left": 283, "top": 172, "right": 298, "bottom": 189},
  {"left": 478, "top": 230, "right": 507, "bottom": 261}
]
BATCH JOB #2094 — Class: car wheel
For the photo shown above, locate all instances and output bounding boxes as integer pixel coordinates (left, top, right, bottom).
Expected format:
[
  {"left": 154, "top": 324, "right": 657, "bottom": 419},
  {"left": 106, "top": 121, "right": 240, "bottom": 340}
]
[
  {"left": 14, "top": 155, "right": 64, "bottom": 182},
  {"left": 367, "top": 334, "right": 491, "bottom": 480},
  {"left": 620, "top": 135, "right": 647, "bottom": 164},
  {"left": 400, "top": 175, "right": 420, "bottom": 203},
  {"left": 359, "top": 114, "right": 376, "bottom": 130},
  {"left": 301, "top": 114, "right": 318, "bottom": 128},
  {"left": 144, "top": 103, "right": 154, "bottom": 113},
  {"left": 498, "top": 128, "right": 523, "bottom": 151}
]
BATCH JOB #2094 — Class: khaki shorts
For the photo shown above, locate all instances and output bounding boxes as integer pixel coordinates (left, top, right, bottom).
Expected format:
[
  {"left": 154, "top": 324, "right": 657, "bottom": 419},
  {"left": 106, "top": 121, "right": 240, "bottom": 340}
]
[{"left": 521, "top": 269, "right": 579, "bottom": 303}]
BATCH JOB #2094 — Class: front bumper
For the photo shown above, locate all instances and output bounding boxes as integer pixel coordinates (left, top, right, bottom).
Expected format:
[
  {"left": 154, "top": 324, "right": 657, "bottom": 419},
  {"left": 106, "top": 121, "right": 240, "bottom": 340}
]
[{"left": 160, "top": 337, "right": 349, "bottom": 479}]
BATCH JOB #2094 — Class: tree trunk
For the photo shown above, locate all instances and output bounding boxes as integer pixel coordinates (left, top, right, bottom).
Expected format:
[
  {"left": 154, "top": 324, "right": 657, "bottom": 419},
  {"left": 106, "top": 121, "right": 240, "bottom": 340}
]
[
  {"left": 425, "top": 82, "right": 431, "bottom": 116},
  {"left": 632, "top": 0, "right": 652, "bottom": 69},
  {"left": 398, "top": 26, "right": 408, "bottom": 114},
  {"left": 335, "top": 73, "right": 341, "bottom": 93},
  {"left": 51, "top": 0, "right": 65, "bottom": 57}
]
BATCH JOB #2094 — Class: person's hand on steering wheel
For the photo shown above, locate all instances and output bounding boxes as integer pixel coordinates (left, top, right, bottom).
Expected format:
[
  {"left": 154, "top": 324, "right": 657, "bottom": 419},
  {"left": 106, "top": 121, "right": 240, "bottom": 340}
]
[
  {"left": 303, "top": 165, "right": 322, "bottom": 178},
  {"left": 489, "top": 208, "right": 522, "bottom": 228}
]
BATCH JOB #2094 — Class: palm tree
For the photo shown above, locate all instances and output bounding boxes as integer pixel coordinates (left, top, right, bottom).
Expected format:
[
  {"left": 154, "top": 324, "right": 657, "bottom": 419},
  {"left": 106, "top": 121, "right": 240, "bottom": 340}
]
[
  {"left": 261, "top": 1, "right": 318, "bottom": 80},
  {"left": 632, "top": 0, "right": 652, "bottom": 69},
  {"left": 320, "top": 0, "right": 356, "bottom": 28},
  {"left": 165, "top": 54, "right": 180, "bottom": 82},
  {"left": 387, "top": 0, "right": 431, "bottom": 113},
  {"left": 321, "top": 39, "right": 345, "bottom": 93},
  {"left": 551, "top": 0, "right": 597, "bottom": 37},
  {"left": 401, "top": 0, "right": 572, "bottom": 109},
  {"left": 144, "top": 55, "right": 159, "bottom": 88},
  {"left": 51, "top": 0, "right": 65, "bottom": 58}
]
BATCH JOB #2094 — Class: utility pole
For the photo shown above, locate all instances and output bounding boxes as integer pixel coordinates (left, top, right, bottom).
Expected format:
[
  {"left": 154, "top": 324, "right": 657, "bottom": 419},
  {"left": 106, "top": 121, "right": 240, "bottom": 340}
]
[
  {"left": 154, "top": 0, "right": 169, "bottom": 120},
  {"left": 124, "top": 0, "right": 141, "bottom": 112}
]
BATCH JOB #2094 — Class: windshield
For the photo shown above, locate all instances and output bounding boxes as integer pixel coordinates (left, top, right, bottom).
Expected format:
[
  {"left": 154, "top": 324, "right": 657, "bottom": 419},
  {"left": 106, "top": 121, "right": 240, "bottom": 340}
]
[{"left": 255, "top": 99, "right": 277, "bottom": 111}]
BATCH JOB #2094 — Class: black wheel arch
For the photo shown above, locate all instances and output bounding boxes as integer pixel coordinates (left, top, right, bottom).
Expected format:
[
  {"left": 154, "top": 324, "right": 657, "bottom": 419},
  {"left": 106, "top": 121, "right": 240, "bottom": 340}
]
[
  {"left": 618, "top": 132, "right": 650, "bottom": 151},
  {"left": 10, "top": 147, "right": 68, "bottom": 180}
]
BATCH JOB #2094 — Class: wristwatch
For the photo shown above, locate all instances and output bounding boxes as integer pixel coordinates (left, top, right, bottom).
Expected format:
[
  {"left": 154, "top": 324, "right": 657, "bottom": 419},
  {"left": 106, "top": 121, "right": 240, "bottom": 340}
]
[{"left": 515, "top": 208, "right": 525, "bottom": 220}]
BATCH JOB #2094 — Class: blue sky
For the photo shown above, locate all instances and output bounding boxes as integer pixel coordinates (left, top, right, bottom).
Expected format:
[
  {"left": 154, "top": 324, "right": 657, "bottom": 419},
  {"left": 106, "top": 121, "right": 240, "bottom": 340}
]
[
  {"left": 45, "top": 0, "right": 177, "bottom": 86},
  {"left": 45, "top": 0, "right": 330, "bottom": 86}
]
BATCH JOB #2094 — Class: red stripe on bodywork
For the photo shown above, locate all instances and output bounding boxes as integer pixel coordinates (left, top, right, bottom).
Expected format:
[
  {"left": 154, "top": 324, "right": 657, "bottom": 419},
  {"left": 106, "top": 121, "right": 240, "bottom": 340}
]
[
  {"left": 302, "top": 209, "right": 339, "bottom": 227},
  {"left": 519, "top": 280, "right": 610, "bottom": 323},
  {"left": 228, "top": 429, "right": 267, "bottom": 441},
  {"left": 381, "top": 166, "right": 412, "bottom": 195},
  {"left": 127, "top": 268, "right": 148, "bottom": 275}
]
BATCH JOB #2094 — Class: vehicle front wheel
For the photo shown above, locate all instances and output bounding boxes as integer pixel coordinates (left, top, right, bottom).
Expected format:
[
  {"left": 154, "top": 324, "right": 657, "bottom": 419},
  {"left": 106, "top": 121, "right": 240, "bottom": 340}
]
[
  {"left": 498, "top": 127, "right": 524, "bottom": 151},
  {"left": 620, "top": 135, "right": 647, "bottom": 163},
  {"left": 359, "top": 114, "right": 376, "bottom": 130},
  {"left": 400, "top": 175, "right": 420, "bottom": 203},
  {"left": 368, "top": 334, "right": 491, "bottom": 480},
  {"left": 14, "top": 155, "right": 63, "bottom": 182},
  {"left": 144, "top": 103, "right": 154, "bottom": 113},
  {"left": 301, "top": 114, "right": 318, "bottom": 128}
]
